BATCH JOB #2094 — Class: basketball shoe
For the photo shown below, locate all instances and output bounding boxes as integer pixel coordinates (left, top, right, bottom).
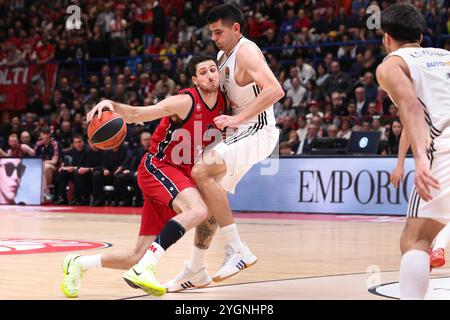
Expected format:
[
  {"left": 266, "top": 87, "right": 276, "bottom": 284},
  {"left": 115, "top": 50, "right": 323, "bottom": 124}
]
[
  {"left": 164, "top": 261, "right": 212, "bottom": 292},
  {"left": 212, "top": 243, "right": 257, "bottom": 282},
  {"left": 430, "top": 248, "right": 446, "bottom": 268},
  {"left": 123, "top": 263, "right": 166, "bottom": 296},
  {"left": 61, "top": 254, "right": 85, "bottom": 298}
]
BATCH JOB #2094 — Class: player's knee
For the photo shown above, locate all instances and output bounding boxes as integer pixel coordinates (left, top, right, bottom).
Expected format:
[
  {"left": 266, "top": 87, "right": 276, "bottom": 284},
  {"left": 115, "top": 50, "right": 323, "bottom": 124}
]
[{"left": 192, "top": 208, "right": 208, "bottom": 225}]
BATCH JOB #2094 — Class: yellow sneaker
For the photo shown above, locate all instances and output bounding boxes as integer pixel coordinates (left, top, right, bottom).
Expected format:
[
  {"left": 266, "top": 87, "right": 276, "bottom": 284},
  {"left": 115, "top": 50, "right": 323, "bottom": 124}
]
[
  {"left": 61, "top": 254, "right": 85, "bottom": 298},
  {"left": 123, "top": 263, "right": 166, "bottom": 297}
]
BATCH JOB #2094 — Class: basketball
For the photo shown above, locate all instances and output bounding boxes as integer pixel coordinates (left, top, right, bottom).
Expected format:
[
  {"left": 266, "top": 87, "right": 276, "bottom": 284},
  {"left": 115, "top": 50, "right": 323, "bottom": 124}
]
[{"left": 87, "top": 111, "right": 127, "bottom": 150}]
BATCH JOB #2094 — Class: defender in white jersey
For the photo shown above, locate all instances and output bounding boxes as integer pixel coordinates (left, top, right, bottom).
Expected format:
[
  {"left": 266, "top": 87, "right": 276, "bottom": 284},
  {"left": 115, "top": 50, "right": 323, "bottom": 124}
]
[
  {"left": 377, "top": 3, "right": 450, "bottom": 299},
  {"left": 165, "top": 4, "right": 284, "bottom": 292}
]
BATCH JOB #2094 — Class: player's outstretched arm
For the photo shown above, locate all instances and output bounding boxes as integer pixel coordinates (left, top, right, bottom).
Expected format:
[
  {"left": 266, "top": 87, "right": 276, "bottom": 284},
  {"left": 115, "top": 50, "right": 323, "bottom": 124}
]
[
  {"left": 87, "top": 95, "right": 193, "bottom": 124},
  {"left": 377, "top": 57, "right": 439, "bottom": 201},
  {"left": 390, "top": 129, "right": 410, "bottom": 188}
]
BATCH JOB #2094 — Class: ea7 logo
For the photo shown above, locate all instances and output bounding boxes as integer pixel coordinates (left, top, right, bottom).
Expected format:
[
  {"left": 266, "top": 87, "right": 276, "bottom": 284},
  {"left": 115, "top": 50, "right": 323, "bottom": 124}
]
[
  {"left": 66, "top": 4, "right": 82, "bottom": 30},
  {"left": 366, "top": 4, "right": 381, "bottom": 30}
]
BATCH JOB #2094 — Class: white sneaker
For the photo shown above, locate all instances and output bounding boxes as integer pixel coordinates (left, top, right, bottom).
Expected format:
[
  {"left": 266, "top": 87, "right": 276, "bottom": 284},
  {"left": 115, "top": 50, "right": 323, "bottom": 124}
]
[
  {"left": 212, "top": 243, "right": 257, "bottom": 282},
  {"left": 164, "top": 261, "right": 212, "bottom": 292}
]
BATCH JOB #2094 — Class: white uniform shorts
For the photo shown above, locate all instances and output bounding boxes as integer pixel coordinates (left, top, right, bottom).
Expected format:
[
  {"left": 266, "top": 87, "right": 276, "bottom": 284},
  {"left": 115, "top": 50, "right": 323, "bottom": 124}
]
[
  {"left": 211, "top": 124, "right": 279, "bottom": 194},
  {"left": 407, "top": 127, "right": 450, "bottom": 224}
]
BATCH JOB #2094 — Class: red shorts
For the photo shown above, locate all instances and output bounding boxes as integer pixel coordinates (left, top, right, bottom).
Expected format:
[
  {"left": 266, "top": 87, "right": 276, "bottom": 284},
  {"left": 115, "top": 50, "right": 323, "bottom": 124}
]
[{"left": 137, "top": 153, "right": 195, "bottom": 235}]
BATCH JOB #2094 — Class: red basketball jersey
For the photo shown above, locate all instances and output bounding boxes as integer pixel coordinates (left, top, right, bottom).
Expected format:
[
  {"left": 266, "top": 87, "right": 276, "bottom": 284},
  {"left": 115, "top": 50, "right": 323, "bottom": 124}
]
[{"left": 149, "top": 86, "right": 225, "bottom": 173}]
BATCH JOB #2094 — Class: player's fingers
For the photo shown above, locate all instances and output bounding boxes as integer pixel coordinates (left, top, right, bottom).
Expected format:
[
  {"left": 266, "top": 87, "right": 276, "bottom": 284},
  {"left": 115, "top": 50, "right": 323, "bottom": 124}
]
[{"left": 427, "top": 174, "right": 440, "bottom": 190}]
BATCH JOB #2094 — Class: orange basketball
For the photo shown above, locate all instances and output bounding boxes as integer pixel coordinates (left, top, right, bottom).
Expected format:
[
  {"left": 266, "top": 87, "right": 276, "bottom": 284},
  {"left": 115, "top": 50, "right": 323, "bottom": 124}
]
[{"left": 87, "top": 111, "right": 127, "bottom": 150}]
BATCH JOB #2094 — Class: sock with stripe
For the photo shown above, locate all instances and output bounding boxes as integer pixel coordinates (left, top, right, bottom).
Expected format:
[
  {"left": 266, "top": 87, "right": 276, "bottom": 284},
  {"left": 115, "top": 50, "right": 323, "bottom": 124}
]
[
  {"left": 399, "top": 250, "right": 429, "bottom": 299},
  {"left": 139, "top": 219, "right": 186, "bottom": 267},
  {"left": 433, "top": 223, "right": 450, "bottom": 250},
  {"left": 221, "top": 223, "right": 243, "bottom": 252}
]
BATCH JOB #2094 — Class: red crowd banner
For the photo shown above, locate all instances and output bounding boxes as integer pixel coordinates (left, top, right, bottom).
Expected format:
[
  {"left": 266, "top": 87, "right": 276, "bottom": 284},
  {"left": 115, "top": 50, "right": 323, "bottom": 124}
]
[{"left": 0, "top": 63, "right": 58, "bottom": 110}]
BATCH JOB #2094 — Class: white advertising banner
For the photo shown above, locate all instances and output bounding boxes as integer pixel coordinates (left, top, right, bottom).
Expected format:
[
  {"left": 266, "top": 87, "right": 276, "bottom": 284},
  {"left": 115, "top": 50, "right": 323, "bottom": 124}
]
[{"left": 228, "top": 157, "right": 415, "bottom": 215}]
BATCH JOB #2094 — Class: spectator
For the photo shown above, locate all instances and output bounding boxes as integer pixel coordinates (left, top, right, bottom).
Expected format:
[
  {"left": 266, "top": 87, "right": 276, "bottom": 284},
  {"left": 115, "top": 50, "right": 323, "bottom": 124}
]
[
  {"left": 91, "top": 143, "right": 131, "bottom": 206},
  {"left": 330, "top": 91, "right": 347, "bottom": 116},
  {"left": 326, "top": 124, "right": 339, "bottom": 139},
  {"left": 305, "top": 101, "right": 324, "bottom": 124},
  {"left": 387, "top": 119, "right": 403, "bottom": 155},
  {"left": 20, "top": 131, "right": 33, "bottom": 148},
  {"left": 298, "top": 124, "right": 319, "bottom": 154},
  {"left": 363, "top": 72, "right": 378, "bottom": 103},
  {"left": 322, "top": 60, "right": 352, "bottom": 97},
  {"left": 275, "top": 97, "right": 296, "bottom": 124},
  {"left": 35, "top": 127, "right": 60, "bottom": 202},
  {"left": 55, "top": 135, "right": 88, "bottom": 205},
  {"left": 286, "top": 77, "right": 307, "bottom": 109},
  {"left": 287, "top": 130, "right": 300, "bottom": 153},
  {"left": 36, "top": 35, "right": 55, "bottom": 64},
  {"left": 354, "top": 86, "right": 369, "bottom": 118},
  {"left": 337, "top": 119, "right": 352, "bottom": 140},
  {"left": 315, "top": 63, "right": 330, "bottom": 88},
  {"left": 6, "top": 133, "right": 35, "bottom": 157},
  {"left": 296, "top": 115, "right": 308, "bottom": 142},
  {"left": 280, "top": 141, "right": 295, "bottom": 156},
  {"left": 296, "top": 56, "right": 316, "bottom": 85},
  {"left": 282, "top": 66, "right": 299, "bottom": 92}
]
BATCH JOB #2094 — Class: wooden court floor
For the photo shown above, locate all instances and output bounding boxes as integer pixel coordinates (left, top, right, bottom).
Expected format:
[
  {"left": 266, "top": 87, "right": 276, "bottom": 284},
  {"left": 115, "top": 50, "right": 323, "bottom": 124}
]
[{"left": 0, "top": 206, "right": 449, "bottom": 300}]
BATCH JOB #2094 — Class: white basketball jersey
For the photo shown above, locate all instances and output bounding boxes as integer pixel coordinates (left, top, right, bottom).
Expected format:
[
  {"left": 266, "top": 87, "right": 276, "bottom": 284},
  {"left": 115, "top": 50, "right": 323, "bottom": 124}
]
[
  {"left": 218, "top": 37, "right": 276, "bottom": 127},
  {"left": 387, "top": 47, "right": 450, "bottom": 136}
]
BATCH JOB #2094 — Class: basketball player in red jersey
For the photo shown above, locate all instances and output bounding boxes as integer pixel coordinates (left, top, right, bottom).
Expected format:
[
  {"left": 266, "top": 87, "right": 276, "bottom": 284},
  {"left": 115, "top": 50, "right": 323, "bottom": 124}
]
[{"left": 61, "top": 56, "right": 225, "bottom": 298}]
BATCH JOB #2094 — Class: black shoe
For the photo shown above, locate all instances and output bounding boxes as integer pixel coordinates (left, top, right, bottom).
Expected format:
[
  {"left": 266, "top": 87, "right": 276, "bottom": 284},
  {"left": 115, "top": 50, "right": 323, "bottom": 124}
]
[
  {"left": 69, "top": 199, "right": 79, "bottom": 205},
  {"left": 54, "top": 198, "right": 68, "bottom": 205},
  {"left": 91, "top": 200, "right": 105, "bottom": 206}
]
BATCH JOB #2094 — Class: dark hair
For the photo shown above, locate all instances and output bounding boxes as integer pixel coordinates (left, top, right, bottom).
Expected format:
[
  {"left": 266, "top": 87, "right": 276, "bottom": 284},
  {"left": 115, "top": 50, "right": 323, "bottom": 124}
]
[
  {"left": 72, "top": 134, "right": 84, "bottom": 142},
  {"left": 381, "top": 3, "right": 425, "bottom": 43},
  {"left": 207, "top": 4, "right": 246, "bottom": 32},
  {"left": 187, "top": 55, "right": 217, "bottom": 77},
  {"left": 40, "top": 126, "right": 51, "bottom": 134}
]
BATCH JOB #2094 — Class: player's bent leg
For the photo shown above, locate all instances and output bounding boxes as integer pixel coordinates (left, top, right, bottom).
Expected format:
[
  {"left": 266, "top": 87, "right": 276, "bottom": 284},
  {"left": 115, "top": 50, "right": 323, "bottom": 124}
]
[
  {"left": 399, "top": 218, "right": 444, "bottom": 299},
  {"left": 192, "top": 151, "right": 258, "bottom": 282},
  {"left": 124, "top": 188, "right": 208, "bottom": 296},
  {"left": 165, "top": 213, "right": 217, "bottom": 292},
  {"left": 61, "top": 236, "right": 155, "bottom": 298}
]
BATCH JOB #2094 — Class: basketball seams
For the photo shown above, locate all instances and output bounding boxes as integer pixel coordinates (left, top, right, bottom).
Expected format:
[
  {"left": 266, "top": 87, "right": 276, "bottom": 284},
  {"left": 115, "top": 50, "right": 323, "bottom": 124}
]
[
  {"left": 95, "top": 122, "right": 127, "bottom": 149},
  {"left": 88, "top": 115, "right": 122, "bottom": 142}
]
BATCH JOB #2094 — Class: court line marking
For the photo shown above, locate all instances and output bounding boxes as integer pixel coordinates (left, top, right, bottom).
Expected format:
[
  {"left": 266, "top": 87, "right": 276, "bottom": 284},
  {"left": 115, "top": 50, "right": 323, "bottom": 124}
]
[{"left": 120, "top": 268, "right": 442, "bottom": 300}]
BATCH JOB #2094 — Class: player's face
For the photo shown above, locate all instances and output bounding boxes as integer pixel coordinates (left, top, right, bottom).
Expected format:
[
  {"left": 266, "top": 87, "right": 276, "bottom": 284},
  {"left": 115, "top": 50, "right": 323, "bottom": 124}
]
[
  {"left": 210, "top": 20, "right": 238, "bottom": 52},
  {"left": 0, "top": 158, "right": 24, "bottom": 204},
  {"left": 193, "top": 61, "right": 219, "bottom": 93}
]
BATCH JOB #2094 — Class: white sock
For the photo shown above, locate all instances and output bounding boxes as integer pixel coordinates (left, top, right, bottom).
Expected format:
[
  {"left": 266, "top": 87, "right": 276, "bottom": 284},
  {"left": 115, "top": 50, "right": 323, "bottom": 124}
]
[
  {"left": 76, "top": 255, "right": 103, "bottom": 270},
  {"left": 399, "top": 250, "right": 429, "bottom": 300},
  {"left": 433, "top": 224, "right": 450, "bottom": 250},
  {"left": 221, "top": 223, "right": 243, "bottom": 252},
  {"left": 188, "top": 246, "right": 207, "bottom": 273},
  {"left": 138, "top": 242, "right": 165, "bottom": 266}
]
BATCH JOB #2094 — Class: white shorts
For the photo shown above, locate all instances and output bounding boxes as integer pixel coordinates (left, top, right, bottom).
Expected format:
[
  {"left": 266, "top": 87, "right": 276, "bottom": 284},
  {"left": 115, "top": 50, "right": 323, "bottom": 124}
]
[
  {"left": 211, "top": 124, "right": 279, "bottom": 193},
  {"left": 407, "top": 128, "right": 450, "bottom": 224}
]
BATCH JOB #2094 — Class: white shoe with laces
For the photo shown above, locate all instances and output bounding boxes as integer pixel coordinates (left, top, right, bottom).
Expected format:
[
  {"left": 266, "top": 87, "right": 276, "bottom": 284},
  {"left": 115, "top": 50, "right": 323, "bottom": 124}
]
[
  {"left": 164, "top": 261, "right": 212, "bottom": 292},
  {"left": 212, "top": 243, "right": 257, "bottom": 282}
]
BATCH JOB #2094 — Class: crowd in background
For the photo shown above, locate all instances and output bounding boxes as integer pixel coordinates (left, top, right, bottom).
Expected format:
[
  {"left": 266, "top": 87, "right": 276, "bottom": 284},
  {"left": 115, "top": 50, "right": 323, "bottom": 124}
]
[{"left": 0, "top": 0, "right": 449, "bottom": 204}]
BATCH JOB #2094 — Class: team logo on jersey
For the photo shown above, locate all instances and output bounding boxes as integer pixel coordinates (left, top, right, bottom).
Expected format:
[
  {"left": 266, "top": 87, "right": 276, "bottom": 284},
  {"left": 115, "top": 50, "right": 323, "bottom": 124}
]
[
  {"left": 0, "top": 238, "right": 111, "bottom": 255},
  {"left": 196, "top": 103, "right": 202, "bottom": 111},
  {"left": 225, "top": 66, "right": 230, "bottom": 80}
]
